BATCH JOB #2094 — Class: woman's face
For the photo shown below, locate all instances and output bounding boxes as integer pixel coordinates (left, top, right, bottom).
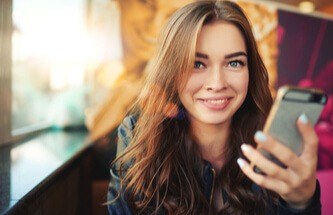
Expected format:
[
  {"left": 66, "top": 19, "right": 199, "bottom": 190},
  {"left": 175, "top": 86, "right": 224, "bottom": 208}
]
[
  {"left": 179, "top": 21, "right": 249, "bottom": 127},
  {"left": 118, "top": 0, "right": 193, "bottom": 63}
]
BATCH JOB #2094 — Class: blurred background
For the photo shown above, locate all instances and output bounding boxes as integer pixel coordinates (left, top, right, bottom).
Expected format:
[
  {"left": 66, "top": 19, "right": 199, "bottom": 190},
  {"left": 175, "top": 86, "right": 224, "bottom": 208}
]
[
  {"left": 1, "top": 0, "right": 333, "bottom": 214},
  {"left": 5, "top": 0, "right": 332, "bottom": 168}
]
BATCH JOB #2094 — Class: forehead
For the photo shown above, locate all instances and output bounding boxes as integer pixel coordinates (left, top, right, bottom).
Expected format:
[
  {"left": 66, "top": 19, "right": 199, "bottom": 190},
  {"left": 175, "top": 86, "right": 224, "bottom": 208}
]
[
  {"left": 196, "top": 21, "right": 247, "bottom": 54},
  {"left": 198, "top": 21, "right": 245, "bottom": 46}
]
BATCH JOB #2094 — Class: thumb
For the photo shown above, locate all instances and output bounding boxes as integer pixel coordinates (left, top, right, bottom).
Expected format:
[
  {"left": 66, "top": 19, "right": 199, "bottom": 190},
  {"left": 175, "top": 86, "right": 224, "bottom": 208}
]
[{"left": 297, "top": 113, "right": 319, "bottom": 160}]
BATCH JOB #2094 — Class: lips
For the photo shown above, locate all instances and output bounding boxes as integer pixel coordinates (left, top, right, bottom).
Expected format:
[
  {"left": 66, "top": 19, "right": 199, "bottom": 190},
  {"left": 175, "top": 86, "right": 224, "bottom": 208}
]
[{"left": 198, "top": 97, "right": 232, "bottom": 111}]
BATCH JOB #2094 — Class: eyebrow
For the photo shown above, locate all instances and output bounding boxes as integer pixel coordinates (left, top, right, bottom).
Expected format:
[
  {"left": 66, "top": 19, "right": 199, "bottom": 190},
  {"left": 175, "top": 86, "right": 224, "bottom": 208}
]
[
  {"left": 195, "top": 51, "right": 247, "bottom": 59},
  {"left": 225, "top": 52, "right": 247, "bottom": 59},
  {"left": 195, "top": 52, "right": 209, "bottom": 59}
]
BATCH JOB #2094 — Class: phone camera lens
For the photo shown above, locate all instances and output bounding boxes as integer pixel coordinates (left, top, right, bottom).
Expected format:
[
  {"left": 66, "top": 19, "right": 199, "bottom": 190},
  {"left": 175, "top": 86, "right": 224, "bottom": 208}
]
[{"left": 311, "top": 94, "right": 322, "bottom": 102}]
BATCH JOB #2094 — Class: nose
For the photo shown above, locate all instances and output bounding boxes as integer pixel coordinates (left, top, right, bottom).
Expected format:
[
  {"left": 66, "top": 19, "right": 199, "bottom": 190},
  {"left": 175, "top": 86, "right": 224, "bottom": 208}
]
[{"left": 205, "top": 66, "right": 228, "bottom": 91}]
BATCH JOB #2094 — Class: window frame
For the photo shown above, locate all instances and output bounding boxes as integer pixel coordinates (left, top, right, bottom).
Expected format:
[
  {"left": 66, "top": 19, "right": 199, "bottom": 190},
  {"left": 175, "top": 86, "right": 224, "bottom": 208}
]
[
  {"left": 0, "top": 0, "right": 13, "bottom": 146},
  {"left": 0, "top": 0, "right": 51, "bottom": 147}
]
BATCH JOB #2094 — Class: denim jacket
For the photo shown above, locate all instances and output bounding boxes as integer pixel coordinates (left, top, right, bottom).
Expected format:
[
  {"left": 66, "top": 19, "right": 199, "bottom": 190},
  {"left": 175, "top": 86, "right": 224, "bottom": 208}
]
[{"left": 107, "top": 116, "right": 321, "bottom": 215}]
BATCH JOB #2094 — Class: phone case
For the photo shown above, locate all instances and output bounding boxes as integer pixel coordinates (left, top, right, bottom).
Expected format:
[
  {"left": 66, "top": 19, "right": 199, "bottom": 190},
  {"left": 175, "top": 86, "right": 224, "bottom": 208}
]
[{"left": 254, "top": 86, "right": 327, "bottom": 172}]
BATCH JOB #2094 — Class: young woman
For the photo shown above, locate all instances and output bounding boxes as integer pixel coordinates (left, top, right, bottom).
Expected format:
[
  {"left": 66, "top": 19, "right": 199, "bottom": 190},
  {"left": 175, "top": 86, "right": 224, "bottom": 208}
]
[{"left": 107, "top": 1, "right": 321, "bottom": 214}]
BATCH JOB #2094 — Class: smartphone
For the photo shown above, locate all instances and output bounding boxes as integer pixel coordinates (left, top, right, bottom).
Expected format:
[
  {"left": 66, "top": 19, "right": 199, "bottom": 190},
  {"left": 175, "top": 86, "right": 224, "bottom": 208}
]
[{"left": 253, "top": 86, "right": 327, "bottom": 173}]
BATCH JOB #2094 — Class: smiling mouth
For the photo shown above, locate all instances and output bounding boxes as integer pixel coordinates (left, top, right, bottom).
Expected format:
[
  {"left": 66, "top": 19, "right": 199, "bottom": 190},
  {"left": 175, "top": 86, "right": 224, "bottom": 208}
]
[
  {"left": 203, "top": 98, "right": 229, "bottom": 105},
  {"left": 198, "top": 98, "right": 232, "bottom": 111}
]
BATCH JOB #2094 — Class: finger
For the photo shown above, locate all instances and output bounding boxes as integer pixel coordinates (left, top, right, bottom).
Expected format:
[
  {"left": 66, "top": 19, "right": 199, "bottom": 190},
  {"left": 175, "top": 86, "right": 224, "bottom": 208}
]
[
  {"left": 297, "top": 113, "right": 319, "bottom": 159},
  {"left": 237, "top": 158, "right": 289, "bottom": 194},
  {"left": 241, "top": 144, "right": 289, "bottom": 182},
  {"left": 254, "top": 131, "right": 302, "bottom": 171}
]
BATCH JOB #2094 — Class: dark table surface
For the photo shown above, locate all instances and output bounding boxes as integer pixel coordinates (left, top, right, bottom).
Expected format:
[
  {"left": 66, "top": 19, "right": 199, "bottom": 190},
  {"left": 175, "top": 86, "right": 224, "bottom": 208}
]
[{"left": 0, "top": 130, "right": 90, "bottom": 215}]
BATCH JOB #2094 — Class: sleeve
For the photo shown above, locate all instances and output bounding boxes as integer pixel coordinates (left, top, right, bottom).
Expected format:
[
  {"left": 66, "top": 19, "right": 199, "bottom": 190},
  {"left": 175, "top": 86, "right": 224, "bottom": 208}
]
[
  {"left": 276, "top": 180, "right": 321, "bottom": 215},
  {"left": 107, "top": 166, "right": 133, "bottom": 215},
  {"left": 107, "top": 115, "right": 137, "bottom": 215}
]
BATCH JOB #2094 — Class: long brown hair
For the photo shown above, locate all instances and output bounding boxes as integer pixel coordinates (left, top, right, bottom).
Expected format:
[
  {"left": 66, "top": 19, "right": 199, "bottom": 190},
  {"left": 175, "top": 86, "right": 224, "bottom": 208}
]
[{"left": 114, "top": 1, "right": 273, "bottom": 214}]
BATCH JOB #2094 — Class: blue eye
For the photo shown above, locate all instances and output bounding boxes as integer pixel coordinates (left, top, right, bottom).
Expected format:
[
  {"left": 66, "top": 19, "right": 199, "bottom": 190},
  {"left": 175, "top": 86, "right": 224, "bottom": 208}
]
[
  {"left": 229, "top": 60, "right": 245, "bottom": 68},
  {"left": 194, "top": 61, "right": 205, "bottom": 69}
]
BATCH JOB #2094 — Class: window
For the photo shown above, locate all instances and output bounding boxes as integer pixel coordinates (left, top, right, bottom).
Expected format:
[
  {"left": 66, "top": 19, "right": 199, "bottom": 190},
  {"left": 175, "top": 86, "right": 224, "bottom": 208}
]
[
  {"left": 11, "top": 0, "right": 90, "bottom": 135},
  {"left": 0, "top": 0, "right": 122, "bottom": 146}
]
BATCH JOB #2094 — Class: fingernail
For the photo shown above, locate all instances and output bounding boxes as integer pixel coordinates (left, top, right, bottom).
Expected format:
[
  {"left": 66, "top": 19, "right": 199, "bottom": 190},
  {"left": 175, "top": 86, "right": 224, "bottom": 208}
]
[
  {"left": 237, "top": 158, "right": 247, "bottom": 168},
  {"left": 299, "top": 113, "right": 308, "bottom": 124},
  {"left": 241, "top": 144, "right": 250, "bottom": 152},
  {"left": 255, "top": 131, "right": 267, "bottom": 142}
]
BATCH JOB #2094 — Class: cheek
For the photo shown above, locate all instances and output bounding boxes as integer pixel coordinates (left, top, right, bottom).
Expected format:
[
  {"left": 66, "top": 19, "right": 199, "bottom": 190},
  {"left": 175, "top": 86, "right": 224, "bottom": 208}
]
[
  {"left": 183, "top": 74, "right": 205, "bottom": 95},
  {"left": 233, "top": 72, "right": 249, "bottom": 94},
  {"left": 179, "top": 75, "right": 204, "bottom": 104}
]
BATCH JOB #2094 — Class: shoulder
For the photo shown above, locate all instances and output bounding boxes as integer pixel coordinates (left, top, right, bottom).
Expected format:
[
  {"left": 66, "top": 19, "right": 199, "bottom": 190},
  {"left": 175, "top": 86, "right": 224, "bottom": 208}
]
[
  {"left": 107, "top": 115, "right": 139, "bottom": 215},
  {"left": 119, "top": 115, "right": 138, "bottom": 132},
  {"left": 117, "top": 115, "right": 138, "bottom": 153},
  {"left": 118, "top": 115, "right": 138, "bottom": 141}
]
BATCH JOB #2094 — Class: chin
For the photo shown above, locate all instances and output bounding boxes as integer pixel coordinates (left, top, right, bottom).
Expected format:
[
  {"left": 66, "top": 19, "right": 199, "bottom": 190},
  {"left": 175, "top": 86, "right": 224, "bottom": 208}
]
[{"left": 197, "top": 113, "right": 232, "bottom": 126}]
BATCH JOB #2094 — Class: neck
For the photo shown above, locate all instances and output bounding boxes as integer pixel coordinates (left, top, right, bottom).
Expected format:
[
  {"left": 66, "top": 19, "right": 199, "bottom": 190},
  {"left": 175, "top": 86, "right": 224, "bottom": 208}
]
[{"left": 190, "top": 120, "right": 231, "bottom": 172}]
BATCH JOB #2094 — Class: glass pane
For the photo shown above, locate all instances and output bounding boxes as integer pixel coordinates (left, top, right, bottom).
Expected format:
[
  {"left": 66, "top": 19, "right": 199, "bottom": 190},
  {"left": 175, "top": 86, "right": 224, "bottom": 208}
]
[{"left": 12, "top": 0, "right": 89, "bottom": 131}]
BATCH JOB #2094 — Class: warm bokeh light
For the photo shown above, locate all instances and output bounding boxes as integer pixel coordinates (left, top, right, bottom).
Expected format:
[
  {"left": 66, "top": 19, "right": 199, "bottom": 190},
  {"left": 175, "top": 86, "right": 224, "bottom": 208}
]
[
  {"left": 12, "top": 0, "right": 121, "bottom": 91},
  {"left": 298, "top": 1, "right": 315, "bottom": 13},
  {"left": 11, "top": 0, "right": 124, "bottom": 129}
]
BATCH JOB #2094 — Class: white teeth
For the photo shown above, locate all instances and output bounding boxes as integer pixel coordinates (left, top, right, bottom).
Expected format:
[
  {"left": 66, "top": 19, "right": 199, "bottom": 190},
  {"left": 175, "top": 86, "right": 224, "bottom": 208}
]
[{"left": 205, "top": 99, "right": 228, "bottom": 105}]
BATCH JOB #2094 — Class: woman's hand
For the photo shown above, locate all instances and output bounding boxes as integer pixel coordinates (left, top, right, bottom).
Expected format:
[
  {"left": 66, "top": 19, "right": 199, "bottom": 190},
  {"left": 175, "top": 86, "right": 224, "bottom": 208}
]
[{"left": 237, "top": 114, "right": 318, "bottom": 209}]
